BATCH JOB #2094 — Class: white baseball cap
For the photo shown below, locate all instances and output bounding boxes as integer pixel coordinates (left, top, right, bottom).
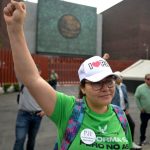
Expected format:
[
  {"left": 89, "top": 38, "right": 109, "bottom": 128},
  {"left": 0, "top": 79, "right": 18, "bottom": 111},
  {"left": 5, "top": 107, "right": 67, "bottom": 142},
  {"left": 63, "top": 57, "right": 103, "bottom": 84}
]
[
  {"left": 78, "top": 56, "right": 116, "bottom": 82},
  {"left": 114, "top": 71, "right": 123, "bottom": 79}
]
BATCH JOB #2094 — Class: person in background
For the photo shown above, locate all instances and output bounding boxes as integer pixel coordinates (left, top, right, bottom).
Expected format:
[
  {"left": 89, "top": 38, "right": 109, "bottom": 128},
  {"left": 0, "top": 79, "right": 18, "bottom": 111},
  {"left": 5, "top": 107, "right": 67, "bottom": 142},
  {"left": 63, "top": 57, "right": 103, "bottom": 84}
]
[
  {"left": 135, "top": 73, "right": 150, "bottom": 146},
  {"left": 49, "top": 69, "right": 58, "bottom": 90},
  {"left": 102, "top": 53, "right": 110, "bottom": 60},
  {"left": 0, "top": 86, "right": 4, "bottom": 94},
  {"left": 111, "top": 71, "right": 141, "bottom": 149},
  {"left": 13, "top": 67, "right": 45, "bottom": 150},
  {"left": 4, "top": 1, "right": 132, "bottom": 149}
]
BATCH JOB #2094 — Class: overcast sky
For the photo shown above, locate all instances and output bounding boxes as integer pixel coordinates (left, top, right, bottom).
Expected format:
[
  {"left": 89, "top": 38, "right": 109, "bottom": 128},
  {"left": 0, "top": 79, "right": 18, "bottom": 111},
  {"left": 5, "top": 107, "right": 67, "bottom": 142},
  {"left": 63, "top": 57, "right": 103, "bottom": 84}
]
[{"left": 24, "top": 0, "right": 123, "bottom": 14}]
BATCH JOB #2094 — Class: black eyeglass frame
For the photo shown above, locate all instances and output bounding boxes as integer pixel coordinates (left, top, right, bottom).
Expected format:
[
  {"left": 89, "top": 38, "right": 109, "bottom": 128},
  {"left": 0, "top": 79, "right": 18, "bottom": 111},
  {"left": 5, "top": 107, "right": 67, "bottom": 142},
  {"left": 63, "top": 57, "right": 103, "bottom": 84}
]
[
  {"left": 145, "top": 78, "right": 150, "bottom": 81},
  {"left": 85, "top": 76, "right": 116, "bottom": 90}
]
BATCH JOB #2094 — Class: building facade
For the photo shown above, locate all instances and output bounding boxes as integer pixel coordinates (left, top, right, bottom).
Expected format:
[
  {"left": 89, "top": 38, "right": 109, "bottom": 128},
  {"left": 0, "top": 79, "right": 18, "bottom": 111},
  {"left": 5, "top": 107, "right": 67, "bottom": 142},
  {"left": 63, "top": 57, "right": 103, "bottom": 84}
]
[{"left": 102, "top": 0, "right": 150, "bottom": 60}]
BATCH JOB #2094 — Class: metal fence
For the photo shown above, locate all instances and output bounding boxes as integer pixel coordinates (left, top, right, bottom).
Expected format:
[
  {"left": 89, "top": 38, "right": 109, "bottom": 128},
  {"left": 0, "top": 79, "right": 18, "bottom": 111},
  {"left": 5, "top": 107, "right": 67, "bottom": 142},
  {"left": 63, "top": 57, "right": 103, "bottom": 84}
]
[
  {"left": 0, "top": 49, "right": 135, "bottom": 86},
  {"left": 0, "top": 49, "right": 85, "bottom": 86}
]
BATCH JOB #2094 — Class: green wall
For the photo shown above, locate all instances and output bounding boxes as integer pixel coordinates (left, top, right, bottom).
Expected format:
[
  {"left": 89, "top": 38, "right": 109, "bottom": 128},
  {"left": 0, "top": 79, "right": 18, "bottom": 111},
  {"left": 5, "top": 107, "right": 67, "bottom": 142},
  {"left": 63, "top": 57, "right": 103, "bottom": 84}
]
[{"left": 36, "top": 0, "right": 97, "bottom": 56}]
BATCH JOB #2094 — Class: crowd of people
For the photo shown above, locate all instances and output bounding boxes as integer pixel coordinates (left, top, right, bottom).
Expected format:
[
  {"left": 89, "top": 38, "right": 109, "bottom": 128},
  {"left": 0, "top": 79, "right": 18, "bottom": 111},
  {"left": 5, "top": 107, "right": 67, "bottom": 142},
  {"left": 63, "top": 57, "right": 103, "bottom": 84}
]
[{"left": 3, "top": 0, "right": 150, "bottom": 150}]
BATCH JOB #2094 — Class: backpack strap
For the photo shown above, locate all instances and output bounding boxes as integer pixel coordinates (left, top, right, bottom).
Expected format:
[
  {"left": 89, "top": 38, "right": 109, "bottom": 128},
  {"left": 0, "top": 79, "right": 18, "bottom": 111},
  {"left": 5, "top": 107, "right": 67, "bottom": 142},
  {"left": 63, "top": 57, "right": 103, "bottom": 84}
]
[
  {"left": 17, "top": 84, "right": 24, "bottom": 104},
  {"left": 20, "top": 84, "right": 24, "bottom": 93},
  {"left": 54, "top": 99, "right": 85, "bottom": 150},
  {"left": 111, "top": 104, "right": 128, "bottom": 135}
]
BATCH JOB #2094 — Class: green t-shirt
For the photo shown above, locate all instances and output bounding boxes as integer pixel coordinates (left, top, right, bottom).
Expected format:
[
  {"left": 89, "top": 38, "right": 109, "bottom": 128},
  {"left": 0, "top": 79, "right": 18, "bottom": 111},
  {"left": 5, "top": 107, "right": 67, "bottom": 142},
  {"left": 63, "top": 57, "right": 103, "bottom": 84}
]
[
  {"left": 49, "top": 92, "right": 132, "bottom": 150},
  {"left": 135, "top": 83, "right": 150, "bottom": 113}
]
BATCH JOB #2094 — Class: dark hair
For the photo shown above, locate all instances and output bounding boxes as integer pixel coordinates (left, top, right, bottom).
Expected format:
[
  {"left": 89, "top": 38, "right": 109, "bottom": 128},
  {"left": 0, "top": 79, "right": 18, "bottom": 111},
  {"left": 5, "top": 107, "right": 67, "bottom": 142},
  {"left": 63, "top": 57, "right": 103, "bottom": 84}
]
[{"left": 78, "top": 79, "right": 86, "bottom": 98}]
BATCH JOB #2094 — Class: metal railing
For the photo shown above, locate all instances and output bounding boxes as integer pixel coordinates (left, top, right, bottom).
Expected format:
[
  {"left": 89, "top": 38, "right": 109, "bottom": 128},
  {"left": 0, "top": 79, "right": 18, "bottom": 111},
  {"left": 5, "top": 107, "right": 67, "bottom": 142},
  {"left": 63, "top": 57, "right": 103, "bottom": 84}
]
[
  {"left": 0, "top": 49, "right": 135, "bottom": 86},
  {"left": 0, "top": 49, "right": 85, "bottom": 86}
]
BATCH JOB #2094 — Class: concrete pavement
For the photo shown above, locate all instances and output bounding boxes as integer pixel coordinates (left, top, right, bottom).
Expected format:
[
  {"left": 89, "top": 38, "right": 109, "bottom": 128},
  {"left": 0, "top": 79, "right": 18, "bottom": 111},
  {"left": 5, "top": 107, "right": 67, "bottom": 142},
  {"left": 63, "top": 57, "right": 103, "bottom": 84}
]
[{"left": 0, "top": 85, "right": 150, "bottom": 150}]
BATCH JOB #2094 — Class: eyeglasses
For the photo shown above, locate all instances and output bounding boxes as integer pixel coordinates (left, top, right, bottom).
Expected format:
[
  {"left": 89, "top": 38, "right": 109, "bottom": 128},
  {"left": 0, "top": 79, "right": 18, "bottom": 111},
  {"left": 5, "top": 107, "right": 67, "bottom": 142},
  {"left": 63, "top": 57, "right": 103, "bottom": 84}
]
[
  {"left": 146, "top": 78, "right": 150, "bottom": 81},
  {"left": 85, "top": 77, "right": 115, "bottom": 90}
]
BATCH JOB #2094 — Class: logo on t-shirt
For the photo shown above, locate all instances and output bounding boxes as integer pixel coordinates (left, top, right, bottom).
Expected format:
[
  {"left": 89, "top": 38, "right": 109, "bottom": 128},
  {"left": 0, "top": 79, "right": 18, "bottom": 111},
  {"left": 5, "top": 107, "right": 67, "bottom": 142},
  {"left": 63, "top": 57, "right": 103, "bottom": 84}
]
[{"left": 98, "top": 125, "right": 107, "bottom": 134}]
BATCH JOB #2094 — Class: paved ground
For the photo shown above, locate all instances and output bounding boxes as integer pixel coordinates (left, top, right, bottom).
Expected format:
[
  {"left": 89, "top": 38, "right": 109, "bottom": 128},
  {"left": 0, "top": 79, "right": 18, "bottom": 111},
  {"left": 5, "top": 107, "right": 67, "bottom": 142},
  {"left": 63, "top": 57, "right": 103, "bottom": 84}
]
[{"left": 0, "top": 85, "right": 150, "bottom": 150}]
